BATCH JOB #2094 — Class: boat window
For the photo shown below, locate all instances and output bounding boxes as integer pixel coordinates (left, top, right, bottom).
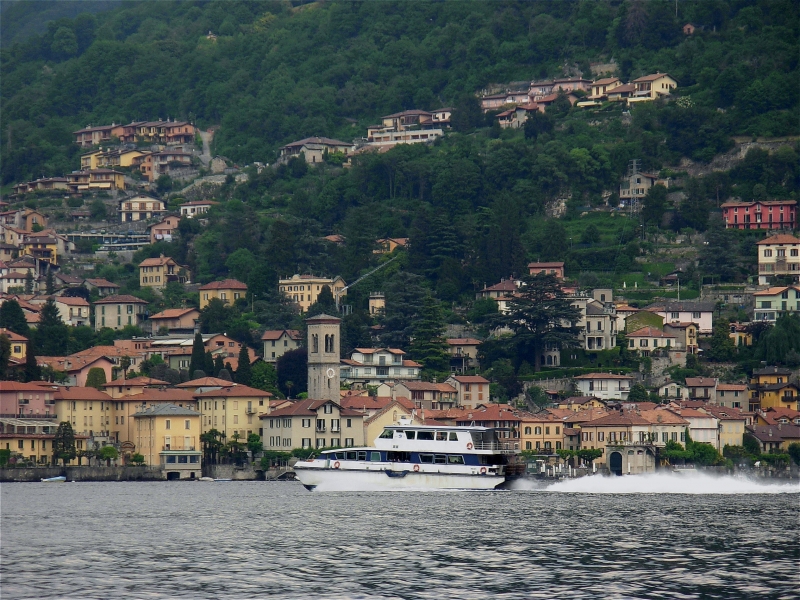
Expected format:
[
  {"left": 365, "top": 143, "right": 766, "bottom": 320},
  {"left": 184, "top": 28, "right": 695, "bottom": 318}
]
[
  {"left": 357, "top": 451, "right": 367, "bottom": 461},
  {"left": 379, "top": 429, "right": 394, "bottom": 439},
  {"left": 417, "top": 431, "right": 434, "bottom": 441},
  {"left": 345, "top": 451, "right": 357, "bottom": 460},
  {"left": 404, "top": 431, "right": 416, "bottom": 439},
  {"left": 449, "top": 432, "right": 458, "bottom": 441},
  {"left": 434, "top": 454, "right": 447, "bottom": 464},
  {"left": 447, "top": 455, "right": 464, "bottom": 464},
  {"left": 370, "top": 452, "right": 381, "bottom": 461},
  {"left": 435, "top": 432, "right": 447, "bottom": 441},
  {"left": 418, "top": 454, "right": 434, "bottom": 463},
  {"left": 387, "top": 451, "right": 411, "bottom": 462}
]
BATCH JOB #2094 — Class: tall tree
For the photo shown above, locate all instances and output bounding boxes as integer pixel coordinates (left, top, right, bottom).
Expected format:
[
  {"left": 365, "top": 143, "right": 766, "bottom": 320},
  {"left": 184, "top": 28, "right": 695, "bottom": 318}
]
[
  {"left": 85, "top": 367, "right": 107, "bottom": 389},
  {"left": 35, "top": 297, "right": 69, "bottom": 356},
  {"left": 380, "top": 272, "right": 426, "bottom": 349},
  {"left": 492, "top": 273, "right": 581, "bottom": 372},
  {"left": 0, "top": 299, "right": 29, "bottom": 337},
  {"left": 45, "top": 269, "right": 55, "bottom": 295},
  {"left": 204, "top": 350, "right": 215, "bottom": 377},
  {"left": 52, "top": 421, "right": 76, "bottom": 466},
  {"left": 189, "top": 332, "right": 205, "bottom": 378},
  {"left": 213, "top": 354, "right": 225, "bottom": 377},
  {"left": 24, "top": 271, "right": 33, "bottom": 294},
  {"left": 409, "top": 293, "right": 450, "bottom": 377},
  {"left": 0, "top": 334, "right": 10, "bottom": 380},
  {"left": 22, "top": 340, "right": 41, "bottom": 382},
  {"left": 236, "top": 344, "right": 252, "bottom": 385}
]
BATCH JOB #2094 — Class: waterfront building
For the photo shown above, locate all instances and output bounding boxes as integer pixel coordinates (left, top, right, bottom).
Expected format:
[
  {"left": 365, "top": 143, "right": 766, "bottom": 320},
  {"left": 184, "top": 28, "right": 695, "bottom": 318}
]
[
  {"left": 260, "top": 399, "right": 366, "bottom": 450},
  {"left": 132, "top": 403, "right": 202, "bottom": 479},
  {"left": 194, "top": 384, "right": 273, "bottom": 442}
]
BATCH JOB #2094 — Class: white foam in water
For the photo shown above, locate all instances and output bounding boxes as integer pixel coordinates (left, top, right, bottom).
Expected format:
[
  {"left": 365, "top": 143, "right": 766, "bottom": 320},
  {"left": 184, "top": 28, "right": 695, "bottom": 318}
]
[{"left": 512, "top": 471, "right": 800, "bottom": 494}]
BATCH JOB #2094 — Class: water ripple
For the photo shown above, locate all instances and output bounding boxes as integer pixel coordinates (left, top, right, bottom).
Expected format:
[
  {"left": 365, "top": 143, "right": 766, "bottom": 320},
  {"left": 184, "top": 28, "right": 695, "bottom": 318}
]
[{"left": 1, "top": 480, "right": 798, "bottom": 599}]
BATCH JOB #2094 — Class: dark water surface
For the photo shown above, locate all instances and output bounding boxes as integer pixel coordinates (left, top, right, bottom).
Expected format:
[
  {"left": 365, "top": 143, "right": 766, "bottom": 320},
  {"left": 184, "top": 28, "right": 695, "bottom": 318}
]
[{"left": 1, "top": 477, "right": 798, "bottom": 599}]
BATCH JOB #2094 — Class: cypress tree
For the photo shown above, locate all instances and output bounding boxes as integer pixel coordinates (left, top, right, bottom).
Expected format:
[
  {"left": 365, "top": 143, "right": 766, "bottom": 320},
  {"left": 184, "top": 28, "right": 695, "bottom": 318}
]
[
  {"left": 188, "top": 332, "right": 205, "bottom": 379},
  {"left": 0, "top": 335, "right": 10, "bottom": 380},
  {"left": 236, "top": 344, "right": 252, "bottom": 385},
  {"left": 213, "top": 354, "right": 224, "bottom": 377},
  {"left": 22, "top": 340, "right": 41, "bottom": 383},
  {"left": 36, "top": 297, "right": 69, "bottom": 356},
  {"left": 46, "top": 269, "right": 55, "bottom": 295},
  {"left": 0, "top": 299, "right": 29, "bottom": 337},
  {"left": 24, "top": 271, "right": 33, "bottom": 294},
  {"left": 204, "top": 350, "right": 215, "bottom": 377}
]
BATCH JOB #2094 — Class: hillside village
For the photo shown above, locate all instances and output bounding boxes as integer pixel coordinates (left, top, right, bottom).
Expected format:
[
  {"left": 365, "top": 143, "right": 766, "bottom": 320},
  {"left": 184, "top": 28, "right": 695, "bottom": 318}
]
[{"left": 0, "top": 0, "right": 799, "bottom": 477}]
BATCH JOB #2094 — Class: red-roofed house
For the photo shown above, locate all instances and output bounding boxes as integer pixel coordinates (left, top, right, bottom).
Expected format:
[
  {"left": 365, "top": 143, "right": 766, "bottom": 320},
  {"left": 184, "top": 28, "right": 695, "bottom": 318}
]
[
  {"left": 198, "top": 279, "right": 247, "bottom": 309},
  {"left": 445, "top": 375, "right": 490, "bottom": 409},
  {"left": 455, "top": 404, "right": 531, "bottom": 450},
  {"left": 446, "top": 338, "right": 482, "bottom": 373},
  {"left": 261, "top": 329, "right": 302, "bottom": 362},
  {"left": 756, "top": 234, "right": 800, "bottom": 284},
  {"left": 259, "top": 399, "right": 366, "bottom": 450},
  {"left": 722, "top": 201, "right": 797, "bottom": 232},
  {"left": 83, "top": 278, "right": 120, "bottom": 296},
  {"left": 139, "top": 255, "right": 190, "bottom": 290},
  {"left": 147, "top": 307, "right": 201, "bottom": 334},
  {"left": 93, "top": 295, "right": 148, "bottom": 331},
  {"left": 392, "top": 381, "right": 457, "bottom": 410},
  {"left": 528, "top": 262, "right": 565, "bottom": 278}
]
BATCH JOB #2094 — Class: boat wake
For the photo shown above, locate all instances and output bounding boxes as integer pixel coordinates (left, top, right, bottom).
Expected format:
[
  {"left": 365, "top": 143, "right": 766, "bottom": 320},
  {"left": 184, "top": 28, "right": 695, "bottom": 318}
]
[{"left": 510, "top": 471, "right": 799, "bottom": 494}]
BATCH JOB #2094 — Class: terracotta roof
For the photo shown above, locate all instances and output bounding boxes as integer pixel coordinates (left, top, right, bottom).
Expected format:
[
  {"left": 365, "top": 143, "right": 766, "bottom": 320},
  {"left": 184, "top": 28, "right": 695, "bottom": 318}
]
[
  {"left": 198, "top": 279, "right": 247, "bottom": 291},
  {"left": 94, "top": 294, "right": 148, "bottom": 305},
  {"left": 685, "top": 377, "right": 717, "bottom": 388},
  {"left": 593, "top": 77, "right": 620, "bottom": 86},
  {"left": 746, "top": 424, "right": 800, "bottom": 443},
  {"left": 664, "top": 407, "right": 712, "bottom": 419},
  {"left": 756, "top": 234, "right": 800, "bottom": 245},
  {"left": 193, "top": 384, "right": 273, "bottom": 398},
  {"left": 753, "top": 286, "right": 800, "bottom": 297},
  {"left": 582, "top": 413, "right": 650, "bottom": 426},
  {"left": 633, "top": 72, "right": 673, "bottom": 82},
  {"left": 627, "top": 326, "right": 677, "bottom": 339},
  {"left": 450, "top": 376, "right": 489, "bottom": 384},
  {"left": 637, "top": 409, "right": 689, "bottom": 425},
  {"left": 340, "top": 396, "right": 415, "bottom": 412},
  {"left": 0, "top": 328, "right": 28, "bottom": 342},
  {"left": 398, "top": 381, "right": 457, "bottom": 393},
  {"left": 0, "top": 381, "right": 61, "bottom": 392},
  {"left": 609, "top": 83, "right": 636, "bottom": 93},
  {"left": 717, "top": 384, "right": 747, "bottom": 391},
  {"left": 53, "top": 386, "right": 112, "bottom": 400},
  {"left": 699, "top": 405, "right": 748, "bottom": 420},
  {"left": 527, "top": 262, "right": 564, "bottom": 268},
  {"left": 176, "top": 376, "right": 236, "bottom": 388},
  {"left": 561, "top": 407, "right": 610, "bottom": 423},
  {"left": 149, "top": 308, "right": 199, "bottom": 319},
  {"left": 139, "top": 256, "right": 180, "bottom": 267},
  {"left": 84, "top": 278, "right": 119, "bottom": 288},
  {"left": 103, "top": 376, "right": 169, "bottom": 387},
  {"left": 264, "top": 399, "right": 365, "bottom": 418},
  {"left": 456, "top": 404, "right": 533, "bottom": 423},
  {"left": 482, "top": 280, "right": 518, "bottom": 292}
]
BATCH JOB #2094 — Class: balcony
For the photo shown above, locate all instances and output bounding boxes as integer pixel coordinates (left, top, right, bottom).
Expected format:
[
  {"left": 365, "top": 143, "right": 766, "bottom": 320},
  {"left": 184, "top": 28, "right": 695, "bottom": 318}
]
[
  {"left": 330, "top": 426, "right": 341, "bottom": 433},
  {"left": 162, "top": 445, "right": 196, "bottom": 451},
  {"left": 316, "top": 426, "right": 326, "bottom": 433},
  {"left": 245, "top": 408, "right": 257, "bottom": 415}
]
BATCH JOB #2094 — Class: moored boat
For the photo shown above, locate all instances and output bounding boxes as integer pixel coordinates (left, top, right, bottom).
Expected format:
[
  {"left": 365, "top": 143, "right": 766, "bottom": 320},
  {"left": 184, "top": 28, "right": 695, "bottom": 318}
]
[
  {"left": 293, "top": 420, "right": 513, "bottom": 491},
  {"left": 41, "top": 476, "right": 66, "bottom": 482}
]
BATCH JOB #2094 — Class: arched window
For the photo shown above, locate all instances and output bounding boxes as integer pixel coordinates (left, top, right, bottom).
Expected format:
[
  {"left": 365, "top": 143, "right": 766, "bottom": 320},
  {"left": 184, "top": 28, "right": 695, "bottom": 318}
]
[{"left": 312, "top": 334, "right": 319, "bottom": 353}]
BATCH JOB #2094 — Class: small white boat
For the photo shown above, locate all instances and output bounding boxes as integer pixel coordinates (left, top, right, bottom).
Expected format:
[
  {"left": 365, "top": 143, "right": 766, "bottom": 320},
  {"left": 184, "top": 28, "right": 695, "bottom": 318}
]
[
  {"left": 41, "top": 476, "right": 66, "bottom": 482},
  {"left": 294, "top": 419, "right": 513, "bottom": 491}
]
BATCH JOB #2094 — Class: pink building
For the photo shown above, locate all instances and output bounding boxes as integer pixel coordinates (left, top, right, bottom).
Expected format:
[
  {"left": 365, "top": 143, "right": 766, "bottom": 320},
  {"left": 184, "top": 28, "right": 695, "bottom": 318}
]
[
  {"left": 0, "top": 382, "right": 55, "bottom": 417},
  {"left": 721, "top": 200, "right": 797, "bottom": 230}
]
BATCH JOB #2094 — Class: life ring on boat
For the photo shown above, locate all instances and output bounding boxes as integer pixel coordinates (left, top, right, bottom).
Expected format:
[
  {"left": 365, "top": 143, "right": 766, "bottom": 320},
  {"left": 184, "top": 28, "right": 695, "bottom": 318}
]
[
  {"left": 333, "top": 461, "right": 340, "bottom": 469},
  {"left": 466, "top": 442, "right": 473, "bottom": 450},
  {"left": 413, "top": 464, "right": 420, "bottom": 472},
  {"left": 479, "top": 466, "right": 487, "bottom": 475}
]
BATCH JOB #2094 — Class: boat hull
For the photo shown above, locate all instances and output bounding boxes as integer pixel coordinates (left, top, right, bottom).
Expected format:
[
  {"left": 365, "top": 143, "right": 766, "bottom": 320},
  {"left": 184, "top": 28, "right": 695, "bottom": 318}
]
[
  {"left": 294, "top": 466, "right": 504, "bottom": 491},
  {"left": 41, "top": 476, "right": 66, "bottom": 482}
]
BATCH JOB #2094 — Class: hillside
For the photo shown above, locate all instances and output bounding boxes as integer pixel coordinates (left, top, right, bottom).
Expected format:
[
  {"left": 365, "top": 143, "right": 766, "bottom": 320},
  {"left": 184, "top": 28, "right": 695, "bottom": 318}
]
[{"left": 1, "top": 0, "right": 798, "bottom": 184}]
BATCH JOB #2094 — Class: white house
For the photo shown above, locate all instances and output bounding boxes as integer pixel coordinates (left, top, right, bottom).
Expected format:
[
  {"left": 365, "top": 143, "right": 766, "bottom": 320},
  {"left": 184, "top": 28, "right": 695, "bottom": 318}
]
[
  {"left": 645, "top": 301, "right": 715, "bottom": 334},
  {"left": 339, "top": 348, "right": 421, "bottom": 388},
  {"left": 573, "top": 373, "right": 633, "bottom": 401}
]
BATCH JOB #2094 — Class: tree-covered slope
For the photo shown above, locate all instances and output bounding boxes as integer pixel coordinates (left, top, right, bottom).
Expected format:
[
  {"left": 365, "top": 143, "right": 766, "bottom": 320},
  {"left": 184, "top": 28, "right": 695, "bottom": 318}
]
[{"left": 1, "top": 0, "right": 798, "bottom": 184}]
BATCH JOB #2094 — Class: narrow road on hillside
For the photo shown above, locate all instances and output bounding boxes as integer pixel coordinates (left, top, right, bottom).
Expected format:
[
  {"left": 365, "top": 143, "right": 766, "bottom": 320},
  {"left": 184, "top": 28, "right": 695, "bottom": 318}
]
[{"left": 198, "top": 129, "right": 213, "bottom": 165}]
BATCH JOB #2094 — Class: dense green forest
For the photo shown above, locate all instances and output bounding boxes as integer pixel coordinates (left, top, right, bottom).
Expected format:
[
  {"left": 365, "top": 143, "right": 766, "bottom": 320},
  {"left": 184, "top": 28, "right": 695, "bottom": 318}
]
[{"left": 1, "top": 0, "right": 798, "bottom": 183}]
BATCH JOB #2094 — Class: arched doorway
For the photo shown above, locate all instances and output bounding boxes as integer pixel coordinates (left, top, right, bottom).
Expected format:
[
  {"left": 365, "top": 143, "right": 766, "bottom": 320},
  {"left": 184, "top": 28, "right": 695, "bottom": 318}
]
[{"left": 609, "top": 451, "right": 623, "bottom": 476}]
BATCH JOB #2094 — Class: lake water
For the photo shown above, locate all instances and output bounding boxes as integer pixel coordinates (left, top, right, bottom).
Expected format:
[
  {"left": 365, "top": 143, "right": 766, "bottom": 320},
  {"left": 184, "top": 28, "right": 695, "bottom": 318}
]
[{"left": 2, "top": 473, "right": 798, "bottom": 600}]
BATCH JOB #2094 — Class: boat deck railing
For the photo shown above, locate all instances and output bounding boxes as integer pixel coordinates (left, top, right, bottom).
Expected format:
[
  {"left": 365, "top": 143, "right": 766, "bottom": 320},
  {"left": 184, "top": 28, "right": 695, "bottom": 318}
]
[{"left": 472, "top": 442, "right": 515, "bottom": 453}]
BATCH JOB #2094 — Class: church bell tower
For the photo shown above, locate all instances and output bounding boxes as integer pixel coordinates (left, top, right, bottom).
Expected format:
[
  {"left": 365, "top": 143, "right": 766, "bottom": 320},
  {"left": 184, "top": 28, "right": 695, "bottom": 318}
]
[{"left": 306, "top": 313, "right": 341, "bottom": 402}]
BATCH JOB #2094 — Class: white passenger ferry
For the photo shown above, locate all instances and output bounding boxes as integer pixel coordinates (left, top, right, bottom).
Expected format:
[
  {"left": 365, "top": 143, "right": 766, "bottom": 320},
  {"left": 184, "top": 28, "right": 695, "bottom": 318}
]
[{"left": 293, "top": 420, "right": 515, "bottom": 491}]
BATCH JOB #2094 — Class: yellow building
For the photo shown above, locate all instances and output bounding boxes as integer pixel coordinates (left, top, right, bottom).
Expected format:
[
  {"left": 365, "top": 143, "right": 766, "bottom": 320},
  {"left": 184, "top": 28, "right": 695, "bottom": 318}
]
[
  {"left": 279, "top": 274, "right": 346, "bottom": 313},
  {"left": 629, "top": 73, "right": 678, "bottom": 103},
  {"left": 749, "top": 366, "right": 799, "bottom": 411},
  {"left": 519, "top": 413, "right": 564, "bottom": 452},
  {"left": 362, "top": 400, "right": 420, "bottom": 446},
  {"left": 21, "top": 232, "right": 60, "bottom": 264},
  {"left": 198, "top": 279, "right": 248, "bottom": 309},
  {"left": 66, "top": 169, "right": 126, "bottom": 193},
  {"left": 53, "top": 386, "right": 115, "bottom": 441},
  {"left": 194, "top": 384, "right": 273, "bottom": 441},
  {"left": 133, "top": 403, "right": 202, "bottom": 479},
  {"left": 557, "top": 396, "right": 606, "bottom": 412},
  {"left": 700, "top": 405, "right": 749, "bottom": 448},
  {"left": 0, "top": 417, "right": 88, "bottom": 465},
  {"left": 0, "top": 328, "right": 28, "bottom": 360},
  {"left": 139, "top": 254, "right": 190, "bottom": 290}
]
